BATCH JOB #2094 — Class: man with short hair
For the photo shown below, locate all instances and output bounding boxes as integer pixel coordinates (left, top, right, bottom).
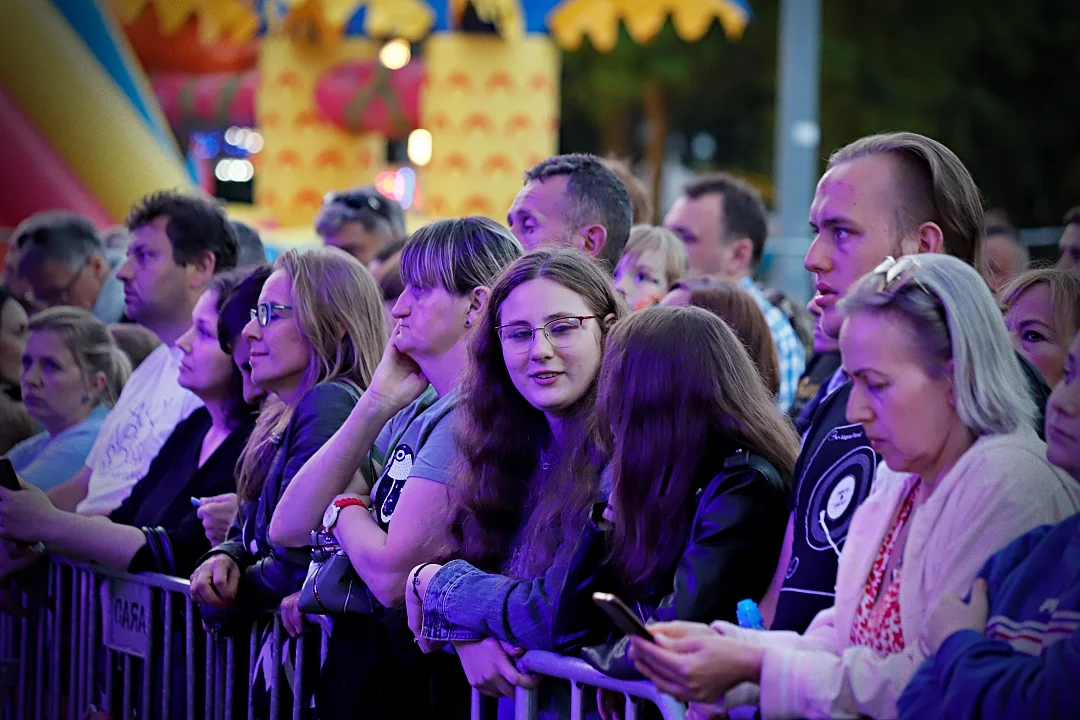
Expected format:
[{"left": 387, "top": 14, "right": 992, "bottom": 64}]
[
  {"left": 983, "top": 223, "right": 1029, "bottom": 293},
  {"left": 1058, "top": 206, "right": 1080, "bottom": 274},
  {"left": 14, "top": 211, "right": 126, "bottom": 323},
  {"left": 507, "top": 153, "right": 632, "bottom": 272},
  {"left": 761, "top": 132, "right": 1051, "bottom": 635},
  {"left": 315, "top": 187, "right": 406, "bottom": 268},
  {"left": 46, "top": 191, "right": 238, "bottom": 516},
  {"left": 664, "top": 173, "right": 806, "bottom": 411}
]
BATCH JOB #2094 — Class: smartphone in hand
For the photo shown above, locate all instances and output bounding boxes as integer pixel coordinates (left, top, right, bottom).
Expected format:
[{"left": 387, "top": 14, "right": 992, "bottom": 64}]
[
  {"left": 592, "top": 592, "right": 653, "bottom": 641},
  {"left": 0, "top": 459, "right": 20, "bottom": 492}
]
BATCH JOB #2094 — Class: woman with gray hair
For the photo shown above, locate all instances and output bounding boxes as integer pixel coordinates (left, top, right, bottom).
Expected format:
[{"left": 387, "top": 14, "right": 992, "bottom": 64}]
[{"left": 624, "top": 253, "right": 1080, "bottom": 720}]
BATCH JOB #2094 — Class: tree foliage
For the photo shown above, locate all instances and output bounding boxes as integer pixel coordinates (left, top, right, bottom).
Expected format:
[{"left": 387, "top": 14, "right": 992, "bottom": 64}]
[{"left": 559, "top": 0, "right": 1080, "bottom": 225}]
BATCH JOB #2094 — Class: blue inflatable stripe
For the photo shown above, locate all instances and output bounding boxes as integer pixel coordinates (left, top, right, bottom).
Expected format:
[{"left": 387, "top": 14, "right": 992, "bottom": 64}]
[{"left": 52, "top": 0, "right": 190, "bottom": 176}]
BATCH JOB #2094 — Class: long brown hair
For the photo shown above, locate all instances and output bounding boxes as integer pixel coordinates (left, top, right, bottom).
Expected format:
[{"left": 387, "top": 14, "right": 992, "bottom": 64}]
[
  {"left": 237, "top": 249, "right": 386, "bottom": 502},
  {"left": 599, "top": 306, "right": 799, "bottom": 595},
  {"left": 450, "top": 247, "right": 627, "bottom": 578},
  {"left": 671, "top": 277, "right": 781, "bottom": 397}
]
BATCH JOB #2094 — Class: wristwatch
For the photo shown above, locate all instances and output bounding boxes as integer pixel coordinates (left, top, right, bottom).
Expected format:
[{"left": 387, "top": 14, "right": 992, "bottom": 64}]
[{"left": 322, "top": 497, "right": 369, "bottom": 532}]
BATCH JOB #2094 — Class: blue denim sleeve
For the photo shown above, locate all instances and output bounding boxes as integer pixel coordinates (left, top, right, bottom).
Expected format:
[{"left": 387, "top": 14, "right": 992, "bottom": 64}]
[{"left": 421, "top": 558, "right": 566, "bottom": 650}]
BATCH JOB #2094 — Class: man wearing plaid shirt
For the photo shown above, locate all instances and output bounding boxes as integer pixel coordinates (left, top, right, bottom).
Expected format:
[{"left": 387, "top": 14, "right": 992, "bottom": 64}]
[{"left": 665, "top": 174, "right": 806, "bottom": 411}]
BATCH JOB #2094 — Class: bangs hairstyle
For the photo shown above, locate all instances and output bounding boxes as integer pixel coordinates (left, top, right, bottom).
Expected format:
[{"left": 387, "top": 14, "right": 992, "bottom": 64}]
[
  {"left": 599, "top": 306, "right": 799, "bottom": 594},
  {"left": 27, "top": 307, "right": 131, "bottom": 408},
  {"left": 839, "top": 253, "right": 1035, "bottom": 436},
  {"left": 450, "top": 247, "right": 627, "bottom": 578},
  {"left": 623, "top": 225, "right": 689, "bottom": 283},
  {"left": 669, "top": 277, "right": 780, "bottom": 397},
  {"left": 828, "top": 132, "right": 984, "bottom": 269},
  {"left": 274, "top": 248, "right": 387, "bottom": 396},
  {"left": 399, "top": 217, "right": 524, "bottom": 295},
  {"left": 999, "top": 268, "right": 1080, "bottom": 343}
]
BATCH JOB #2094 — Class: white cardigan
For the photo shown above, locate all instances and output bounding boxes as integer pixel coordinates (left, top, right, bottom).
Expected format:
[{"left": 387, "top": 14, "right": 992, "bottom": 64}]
[{"left": 716, "top": 428, "right": 1080, "bottom": 720}]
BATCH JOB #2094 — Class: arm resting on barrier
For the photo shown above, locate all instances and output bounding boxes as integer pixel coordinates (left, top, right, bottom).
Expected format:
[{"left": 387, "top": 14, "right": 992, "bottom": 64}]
[
  {"left": 35, "top": 509, "right": 147, "bottom": 569},
  {"left": 269, "top": 392, "right": 394, "bottom": 546},
  {"left": 420, "top": 556, "right": 569, "bottom": 649},
  {"left": 45, "top": 465, "right": 91, "bottom": 513},
  {"left": 334, "top": 475, "right": 451, "bottom": 607}
]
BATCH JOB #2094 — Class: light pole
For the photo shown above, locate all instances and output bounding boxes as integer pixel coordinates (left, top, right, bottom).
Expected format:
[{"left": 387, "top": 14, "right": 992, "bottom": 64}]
[{"left": 768, "top": 0, "right": 821, "bottom": 303}]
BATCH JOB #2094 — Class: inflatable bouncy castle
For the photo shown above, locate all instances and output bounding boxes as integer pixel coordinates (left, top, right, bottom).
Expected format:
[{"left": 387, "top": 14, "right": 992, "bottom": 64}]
[{"left": 0, "top": 0, "right": 750, "bottom": 246}]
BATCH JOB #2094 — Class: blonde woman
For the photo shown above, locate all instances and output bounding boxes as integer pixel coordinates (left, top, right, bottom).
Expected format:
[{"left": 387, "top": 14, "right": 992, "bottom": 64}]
[
  {"left": 1000, "top": 267, "right": 1080, "bottom": 388},
  {"left": 190, "top": 247, "right": 387, "bottom": 615},
  {"left": 6, "top": 307, "right": 129, "bottom": 491}
]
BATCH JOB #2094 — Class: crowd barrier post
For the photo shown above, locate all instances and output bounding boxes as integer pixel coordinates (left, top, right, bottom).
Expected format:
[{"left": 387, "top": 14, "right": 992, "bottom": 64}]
[{"left": 469, "top": 650, "right": 685, "bottom": 720}]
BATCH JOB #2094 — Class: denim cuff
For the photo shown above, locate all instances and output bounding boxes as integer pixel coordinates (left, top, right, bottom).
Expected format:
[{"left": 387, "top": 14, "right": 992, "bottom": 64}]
[{"left": 421, "top": 559, "right": 486, "bottom": 642}]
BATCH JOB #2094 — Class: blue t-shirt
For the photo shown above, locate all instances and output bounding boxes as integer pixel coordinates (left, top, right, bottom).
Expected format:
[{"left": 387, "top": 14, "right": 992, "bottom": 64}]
[{"left": 5, "top": 404, "right": 110, "bottom": 491}]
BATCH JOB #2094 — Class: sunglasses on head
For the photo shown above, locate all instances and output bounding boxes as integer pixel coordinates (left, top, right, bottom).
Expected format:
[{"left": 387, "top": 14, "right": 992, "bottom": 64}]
[{"left": 324, "top": 191, "right": 392, "bottom": 221}]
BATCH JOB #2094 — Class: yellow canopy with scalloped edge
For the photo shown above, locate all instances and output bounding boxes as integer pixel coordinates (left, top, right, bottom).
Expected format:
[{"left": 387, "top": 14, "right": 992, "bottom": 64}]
[{"left": 547, "top": 0, "right": 749, "bottom": 53}]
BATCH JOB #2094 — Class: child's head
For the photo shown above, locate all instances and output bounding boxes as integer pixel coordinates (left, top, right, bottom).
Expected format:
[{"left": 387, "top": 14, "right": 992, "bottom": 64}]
[{"left": 613, "top": 225, "right": 689, "bottom": 310}]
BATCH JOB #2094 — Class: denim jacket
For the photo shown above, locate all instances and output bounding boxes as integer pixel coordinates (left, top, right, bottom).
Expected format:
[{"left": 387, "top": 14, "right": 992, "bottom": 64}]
[{"left": 421, "top": 553, "right": 573, "bottom": 649}]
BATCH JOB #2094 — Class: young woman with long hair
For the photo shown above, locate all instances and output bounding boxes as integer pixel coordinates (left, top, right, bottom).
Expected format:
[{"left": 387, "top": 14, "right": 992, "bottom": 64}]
[
  {"left": 189, "top": 247, "right": 386, "bottom": 615},
  {"left": 552, "top": 305, "right": 798, "bottom": 681},
  {"left": 662, "top": 277, "right": 782, "bottom": 398},
  {"left": 405, "top": 247, "right": 626, "bottom": 697}
]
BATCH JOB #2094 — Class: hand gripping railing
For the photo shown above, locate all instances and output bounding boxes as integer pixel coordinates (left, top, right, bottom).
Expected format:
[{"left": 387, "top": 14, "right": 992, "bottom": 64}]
[{"left": 467, "top": 650, "right": 685, "bottom": 720}]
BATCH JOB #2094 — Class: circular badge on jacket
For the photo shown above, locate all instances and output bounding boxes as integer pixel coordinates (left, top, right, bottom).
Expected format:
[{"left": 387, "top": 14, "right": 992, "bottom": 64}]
[{"left": 805, "top": 447, "right": 876, "bottom": 551}]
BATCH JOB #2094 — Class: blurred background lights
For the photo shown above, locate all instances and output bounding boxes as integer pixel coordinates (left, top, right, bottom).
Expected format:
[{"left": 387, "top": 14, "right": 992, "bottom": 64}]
[
  {"left": 215, "top": 158, "right": 254, "bottom": 183},
  {"left": 378, "top": 39, "right": 411, "bottom": 70},
  {"left": 407, "top": 128, "right": 432, "bottom": 167},
  {"left": 374, "top": 167, "right": 416, "bottom": 210}
]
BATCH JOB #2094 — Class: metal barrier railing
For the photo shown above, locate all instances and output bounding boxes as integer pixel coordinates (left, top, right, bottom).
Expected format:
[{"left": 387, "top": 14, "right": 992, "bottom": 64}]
[{"left": 0, "top": 557, "right": 685, "bottom": 720}]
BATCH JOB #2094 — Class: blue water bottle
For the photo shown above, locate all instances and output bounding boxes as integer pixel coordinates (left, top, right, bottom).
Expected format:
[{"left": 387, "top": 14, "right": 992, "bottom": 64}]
[{"left": 736, "top": 599, "right": 766, "bottom": 630}]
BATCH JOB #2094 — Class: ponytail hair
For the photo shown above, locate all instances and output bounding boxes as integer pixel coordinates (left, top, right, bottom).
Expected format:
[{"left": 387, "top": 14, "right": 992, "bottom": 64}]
[{"left": 28, "top": 307, "right": 131, "bottom": 407}]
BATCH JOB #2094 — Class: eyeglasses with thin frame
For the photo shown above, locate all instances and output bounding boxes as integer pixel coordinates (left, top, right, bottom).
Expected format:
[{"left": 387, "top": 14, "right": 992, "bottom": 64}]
[
  {"left": 250, "top": 302, "right": 294, "bottom": 327},
  {"left": 496, "top": 316, "right": 598, "bottom": 354}
]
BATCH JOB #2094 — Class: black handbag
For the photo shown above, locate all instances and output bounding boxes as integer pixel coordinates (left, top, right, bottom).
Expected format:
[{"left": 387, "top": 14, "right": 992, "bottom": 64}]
[{"left": 297, "top": 528, "right": 377, "bottom": 615}]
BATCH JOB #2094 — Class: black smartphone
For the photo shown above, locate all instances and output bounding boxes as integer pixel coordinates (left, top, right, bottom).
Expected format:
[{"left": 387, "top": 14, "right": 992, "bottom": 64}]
[
  {"left": 0, "top": 459, "right": 20, "bottom": 492},
  {"left": 592, "top": 592, "right": 653, "bottom": 641}
]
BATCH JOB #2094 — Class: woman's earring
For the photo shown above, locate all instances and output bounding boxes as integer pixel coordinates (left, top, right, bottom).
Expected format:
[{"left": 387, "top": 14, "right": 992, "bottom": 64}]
[{"left": 464, "top": 318, "right": 472, "bottom": 328}]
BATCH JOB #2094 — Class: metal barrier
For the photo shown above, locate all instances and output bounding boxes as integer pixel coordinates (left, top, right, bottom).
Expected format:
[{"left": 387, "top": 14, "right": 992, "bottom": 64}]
[
  {"left": 0, "top": 557, "right": 685, "bottom": 720},
  {"left": 509, "top": 651, "right": 685, "bottom": 720}
]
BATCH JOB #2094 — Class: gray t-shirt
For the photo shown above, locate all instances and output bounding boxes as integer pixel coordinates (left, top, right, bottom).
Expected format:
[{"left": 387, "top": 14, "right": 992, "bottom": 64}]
[{"left": 369, "top": 387, "right": 459, "bottom": 530}]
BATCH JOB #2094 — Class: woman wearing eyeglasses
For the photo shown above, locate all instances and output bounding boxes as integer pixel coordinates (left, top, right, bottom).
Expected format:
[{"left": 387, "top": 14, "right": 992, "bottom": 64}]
[
  {"left": 405, "top": 247, "right": 625, "bottom": 699},
  {"left": 626, "top": 254, "right": 1080, "bottom": 720},
  {"left": 189, "top": 248, "right": 386, "bottom": 623}
]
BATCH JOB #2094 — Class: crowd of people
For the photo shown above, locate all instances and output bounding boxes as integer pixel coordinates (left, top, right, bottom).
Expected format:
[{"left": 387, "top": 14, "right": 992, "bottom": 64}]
[{"left": 1, "top": 131, "right": 1079, "bottom": 719}]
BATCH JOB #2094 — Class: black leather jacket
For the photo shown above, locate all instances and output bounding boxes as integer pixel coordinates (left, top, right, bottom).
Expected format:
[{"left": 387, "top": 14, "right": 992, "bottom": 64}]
[
  {"left": 198, "top": 380, "right": 365, "bottom": 627},
  {"left": 551, "top": 450, "right": 788, "bottom": 678}
]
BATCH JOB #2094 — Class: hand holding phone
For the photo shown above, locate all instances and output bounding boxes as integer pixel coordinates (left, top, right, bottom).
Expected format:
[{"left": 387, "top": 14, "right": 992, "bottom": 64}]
[
  {"left": 0, "top": 459, "right": 21, "bottom": 492},
  {"left": 592, "top": 592, "right": 653, "bottom": 641}
]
